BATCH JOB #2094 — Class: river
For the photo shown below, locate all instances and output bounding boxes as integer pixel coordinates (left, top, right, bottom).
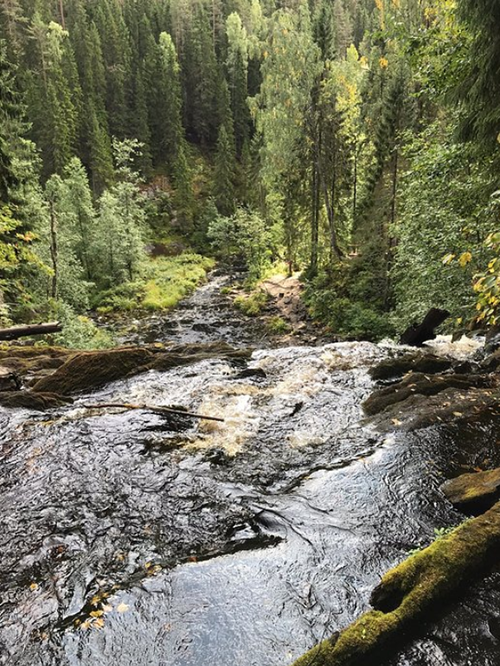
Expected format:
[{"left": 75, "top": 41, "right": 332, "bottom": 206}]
[{"left": 2, "top": 274, "right": 500, "bottom": 666}]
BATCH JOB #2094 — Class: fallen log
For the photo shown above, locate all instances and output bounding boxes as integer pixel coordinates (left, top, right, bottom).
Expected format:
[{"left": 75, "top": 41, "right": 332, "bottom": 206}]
[
  {"left": 291, "top": 501, "right": 500, "bottom": 666},
  {"left": 0, "top": 321, "right": 62, "bottom": 341},
  {"left": 81, "top": 402, "right": 224, "bottom": 422},
  {"left": 400, "top": 308, "right": 450, "bottom": 347}
]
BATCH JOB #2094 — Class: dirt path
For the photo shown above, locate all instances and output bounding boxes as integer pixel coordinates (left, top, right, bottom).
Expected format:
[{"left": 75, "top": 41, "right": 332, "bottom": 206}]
[{"left": 260, "top": 274, "right": 309, "bottom": 328}]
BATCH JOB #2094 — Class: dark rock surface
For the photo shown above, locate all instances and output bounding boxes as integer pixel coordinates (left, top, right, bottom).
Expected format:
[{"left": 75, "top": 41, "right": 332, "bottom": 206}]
[{"left": 441, "top": 468, "right": 500, "bottom": 512}]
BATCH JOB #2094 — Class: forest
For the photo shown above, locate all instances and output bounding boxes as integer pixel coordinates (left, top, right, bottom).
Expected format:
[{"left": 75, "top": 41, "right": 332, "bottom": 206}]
[{"left": 0, "top": 0, "right": 499, "bottom": 344}]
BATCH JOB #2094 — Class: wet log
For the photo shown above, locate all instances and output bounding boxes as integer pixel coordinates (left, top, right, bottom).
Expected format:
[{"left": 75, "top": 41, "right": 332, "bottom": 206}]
[
  {"left": 82, "top": 402, "right": 224, "bottom": 422},
  {"left": 291, "top": 502, "right": 500, "bottom": 666},
  {"left": 400, "top": 308, "right": 450, "bottom": 347},
  {"left": 0, "top": 321, "right": 62, "bottom": 341}
]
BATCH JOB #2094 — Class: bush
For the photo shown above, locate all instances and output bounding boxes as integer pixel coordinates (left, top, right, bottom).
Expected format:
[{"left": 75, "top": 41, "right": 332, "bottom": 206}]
[
  {"left": 266, "top": 316, "right": 291, "bottom": 334},
  {"left": 51, "top": 302, "right": 115, "bottom": 349},
  {"left": 304, "top": 269, "right": 396, "bottom": 341},
  {"left": 234, "top": 290, "right": 269, "bottom": 316}
]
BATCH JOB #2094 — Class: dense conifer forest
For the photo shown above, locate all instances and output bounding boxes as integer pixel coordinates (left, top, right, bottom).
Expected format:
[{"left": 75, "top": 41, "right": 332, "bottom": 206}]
[{"left": 0, "top": 0, "right": 499, "bottom": 345}]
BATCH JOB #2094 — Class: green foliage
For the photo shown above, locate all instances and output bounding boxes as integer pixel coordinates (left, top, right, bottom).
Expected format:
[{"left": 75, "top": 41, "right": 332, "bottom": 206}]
[
  {"left": 51, "top": 301, "right": 115, "bottom": 349},
  {"left": 234, "top": 289, "right": 268, "bottom": 316},
  {"left": 93, "top": 253, "right": 214, "bottom": 313},
  {"left": 391, "top": 121, "right": 496, "bottom": 329},
  {"left": 304, "top": 265, "right": 396, "bottom": 341},
  {"left": 266, "top": 315, "right": 291, "bottom": 334},
  {"left": 208, "top": 206, "right": 276, "bottom": 280}
]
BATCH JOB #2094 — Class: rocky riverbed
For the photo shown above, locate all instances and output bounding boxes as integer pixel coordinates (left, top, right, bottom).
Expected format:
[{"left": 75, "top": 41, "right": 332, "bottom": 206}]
[{"left": 2, "top": 277, "right": 500, "bottom": 666}]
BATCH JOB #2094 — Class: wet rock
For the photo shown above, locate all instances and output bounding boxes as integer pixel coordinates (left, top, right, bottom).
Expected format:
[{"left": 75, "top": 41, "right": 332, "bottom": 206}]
[
  {"left": 291, "top": 501, "right": 500, "bottom": 666},
  {"left": 363, "top": 372, "right": 493, "bottom": 416},
  {"left": 481, "top": 349, "right": 500, "bottom": 371},
  {"left": 371, "top": 387, "right": 500, "bottom": 431},
  {"left": 32, "top": 347, "right": 154, "bottom": 395},
  {"left": 31, "top": 342, "right": 252, "bottom": 395},
  {"left": 0, "top": 390, "right": 73, "bottom": 410},
  {"left": 191, "top": 322, "right": 213, "bottom": 333},
  {"left": 234, "top": 367, "right": 267, "bottom": 380},
  {"left": 400, "top": 307, "right": 450, "bottom": 347},
  {"left": 0, "top": 366, "right": 20, "bottom": 390},
  {"left": 369, "top": 353, "right": 453, "bottom": 381},
  {"left": 441, "top": 468, "right": 500, "bottom": 512},
  {"left": 203, "top": 447, "right": 231, "bottom": 465}
]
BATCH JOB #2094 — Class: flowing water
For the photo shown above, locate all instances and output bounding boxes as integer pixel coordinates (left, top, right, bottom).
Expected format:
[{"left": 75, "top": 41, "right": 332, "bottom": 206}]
[{"left": 2, "top": 275, "right": 500, "bottom": 666}]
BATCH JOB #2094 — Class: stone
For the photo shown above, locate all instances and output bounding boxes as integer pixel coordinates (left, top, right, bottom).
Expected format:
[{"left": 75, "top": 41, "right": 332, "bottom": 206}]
[{"left": 441, "top": 468, "right": 500, "bottom": 512}]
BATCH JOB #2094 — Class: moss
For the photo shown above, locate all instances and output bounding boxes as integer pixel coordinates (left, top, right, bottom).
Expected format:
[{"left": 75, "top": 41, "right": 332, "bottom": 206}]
[
  {"left": 0, "top": 391, "right": 73, "bottom": 410},
  {"left": 92, "top": 253, "right": 215, "bottom": 314},
  {"left": 291, "top": 503, "right": 500, "bottom": 666},
  {"left": 441, "top": 468, "right": 500, "bottom": 511},
  {"left": 30, "top": 342, "right": 252, "bottom": 396}
]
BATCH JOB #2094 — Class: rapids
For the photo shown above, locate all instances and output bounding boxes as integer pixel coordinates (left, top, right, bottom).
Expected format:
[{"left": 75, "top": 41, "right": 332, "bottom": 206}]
[{"left": 2, "top": 274, "right": 500, "bottom": 666}]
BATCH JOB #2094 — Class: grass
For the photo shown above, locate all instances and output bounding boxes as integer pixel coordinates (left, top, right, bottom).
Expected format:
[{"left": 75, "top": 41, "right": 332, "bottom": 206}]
[
  {"left": 233, "top": 289, "right": 269, "bottom": 316},
  {"left": 94, "top": 253, "right": 215, "bottom": 314},
  {"left": 266, "top": 315, "right": 292, "bottom": 334}
]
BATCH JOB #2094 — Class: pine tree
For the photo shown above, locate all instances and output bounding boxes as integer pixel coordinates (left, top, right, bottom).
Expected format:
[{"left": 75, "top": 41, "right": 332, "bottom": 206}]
[
  {"left": 456, "top": 0, "right": 500, "bottom": 149},
  {"left": 26, "top": 16, "right": 80, "bottom": 177},
  {"left": 214, "top": 124, "right": 237, "bottom": 216},
  {"left": 226, "top": 12, "right": 251, "bottom": 156}
]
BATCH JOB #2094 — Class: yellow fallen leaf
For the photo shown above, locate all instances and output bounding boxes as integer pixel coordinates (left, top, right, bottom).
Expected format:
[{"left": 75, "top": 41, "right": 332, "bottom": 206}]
[
  {"left": 93, "top": 618, "right": 105, "bottom": 629},
  {"left": 30, "top": 582, "right": 38, "bottom": 591},
  {"left": 116, "top": 602, "right": 130, "bottom": 613},
  {"left": 80, "top": 620, "right": 91, "bottom": 631},
  {"left": 90, "top": 595, "right": 101, "bottom": 606},
  {"left": 453, "top": 411, "right": 463, "bottom": 417},
  {"left": 90, "top": 610, "right": 104, "bottom": 618},
  {"left": 391, "top": 418, "right": 402, "bottom": 426}
]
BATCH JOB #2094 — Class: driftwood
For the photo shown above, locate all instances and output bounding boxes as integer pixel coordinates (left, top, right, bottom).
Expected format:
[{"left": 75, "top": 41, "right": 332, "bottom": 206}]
[
  {"left": 0, "top": 321, "right": 62, "bottom": 341},
  {"left": 82, "top": 402, "right": 224, "bottom": 422},
  {"left": 400, "top": 308, "right": 450, "bottom": 347}
]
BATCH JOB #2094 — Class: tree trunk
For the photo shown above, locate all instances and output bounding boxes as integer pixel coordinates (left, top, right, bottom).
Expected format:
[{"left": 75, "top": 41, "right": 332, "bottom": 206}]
[
  {"left": 0, "top": 322, "right": 62, "bottom": 341},
  {"left": 49, "top": 198, "right": 58, "bottom": 300},
  {"left": 310, "top": 159, "right": 320, "bottom": 277}
]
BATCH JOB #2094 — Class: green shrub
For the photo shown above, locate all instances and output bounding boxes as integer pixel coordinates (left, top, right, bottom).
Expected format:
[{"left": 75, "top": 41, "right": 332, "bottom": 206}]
[
  {"left": 266, "top": 316, "right": 291, "bottom": 334},
  {"left": 234, "top": 290, "right": 269, "bottom": 316}
]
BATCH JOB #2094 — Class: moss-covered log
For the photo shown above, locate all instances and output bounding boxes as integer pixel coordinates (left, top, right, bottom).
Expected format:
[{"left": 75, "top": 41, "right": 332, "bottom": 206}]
[{"left": 291, "top": 501, "right": 500, "bottom": 666}]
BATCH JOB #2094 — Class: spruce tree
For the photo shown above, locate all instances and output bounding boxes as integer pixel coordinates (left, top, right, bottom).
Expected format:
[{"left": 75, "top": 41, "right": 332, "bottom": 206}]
[{"left": 214, "top": 124, "right": 236, "bottom": 216}]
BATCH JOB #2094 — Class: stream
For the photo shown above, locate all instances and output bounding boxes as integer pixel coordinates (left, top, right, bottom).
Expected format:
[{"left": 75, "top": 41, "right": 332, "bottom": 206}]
[{"left": 2, "top": 274, "right": 500, "bottom": 666}]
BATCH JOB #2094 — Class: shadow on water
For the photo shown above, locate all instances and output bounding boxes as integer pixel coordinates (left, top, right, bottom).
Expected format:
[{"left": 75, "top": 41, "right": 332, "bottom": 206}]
[{"left": 2, "top": 276, "right": 500, "bottom": 666}]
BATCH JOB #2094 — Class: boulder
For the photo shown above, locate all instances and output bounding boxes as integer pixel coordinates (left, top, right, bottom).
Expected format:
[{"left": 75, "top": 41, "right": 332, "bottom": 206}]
[
  {"left": 31, "top": 342, "right": 252, "bottom": 396},
  {"left": 400, "top": 308, "right": 450, "bottom": 347},
  {"left": 441, "top": 468, "right": 500, "bottom": 512},
  {"left": 369, "top": 353, "right": 453, "bottom": 381},
  {"left": 363, "top": 372, "right": 492, "bottom": 416},
  {"left": 0, "top": 391, "right": 73, "bottom": 410},
  {"left": 32, "top": 347, "right": 154, "bottom": 395}
]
